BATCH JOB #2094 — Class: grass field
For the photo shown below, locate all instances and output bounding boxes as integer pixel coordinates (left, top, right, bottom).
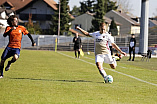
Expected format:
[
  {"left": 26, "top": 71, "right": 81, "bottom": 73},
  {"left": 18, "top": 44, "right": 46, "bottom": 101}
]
[{"left": 0, "top": 49, "right": 157, "bottom": 104}]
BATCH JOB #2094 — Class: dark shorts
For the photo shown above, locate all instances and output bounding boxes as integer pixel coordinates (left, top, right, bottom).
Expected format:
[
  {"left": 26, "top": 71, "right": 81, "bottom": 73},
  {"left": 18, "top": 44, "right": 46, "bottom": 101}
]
[
  {"left": 1, "top": 47, "right": 20, "bottom": 60},
  {"left": 74, "top": 44, "right": 81, "bottom": 50}
]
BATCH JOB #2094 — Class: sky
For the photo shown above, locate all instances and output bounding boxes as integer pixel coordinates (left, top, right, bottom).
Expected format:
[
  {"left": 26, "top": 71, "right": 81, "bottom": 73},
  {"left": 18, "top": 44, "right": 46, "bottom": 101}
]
[{"left": 54, "top": 0, "right": 157, "bottom": 17}]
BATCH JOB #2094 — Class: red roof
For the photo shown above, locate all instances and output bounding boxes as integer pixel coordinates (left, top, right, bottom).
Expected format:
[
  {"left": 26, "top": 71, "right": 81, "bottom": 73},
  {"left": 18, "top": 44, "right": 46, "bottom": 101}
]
[
  {"left": 0, "top": 0, "right": 57, "bottom": 11},
  {"left": 43, "top": 0, "right": 57, "bottom": 10}
]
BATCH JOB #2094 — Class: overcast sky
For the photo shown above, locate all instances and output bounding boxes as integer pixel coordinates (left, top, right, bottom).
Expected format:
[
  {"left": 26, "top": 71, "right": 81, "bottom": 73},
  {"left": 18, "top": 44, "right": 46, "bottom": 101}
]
[{"left": 54, "top": 0, "right": 157, "bottom": 17}]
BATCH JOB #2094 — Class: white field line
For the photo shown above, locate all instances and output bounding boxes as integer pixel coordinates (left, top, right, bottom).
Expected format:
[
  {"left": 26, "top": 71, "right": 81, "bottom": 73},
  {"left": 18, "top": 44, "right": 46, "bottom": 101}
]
[
  {"left": 84, "top": 56, "right": 95, "bottom": 60},
  {"left": 57, "top": 52, "right": 157, "bottom": 87}
]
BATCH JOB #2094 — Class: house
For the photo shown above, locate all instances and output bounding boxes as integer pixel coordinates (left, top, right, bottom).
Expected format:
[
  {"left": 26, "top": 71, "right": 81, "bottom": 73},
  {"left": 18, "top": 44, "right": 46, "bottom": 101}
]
[
  {"left": 105, "top": 10, "right": 140, "bottom": 36},
  {"left": 0, "top": 0, "right": 75, "bottom": 35},
  {"left": 0, "top": 8, "right": 14, "bottom": 33},
  {"left": 16, "top": 0, "right": 57, "bottom": 31},
  {"left": 0, "top": 14, "right": 7, "bottom": 34},
  {"left": 149, "top": 19, "right": 157, "bottom": 28},
  {"left": 0, "top": 0, "right": 58, "bottom": 33},
  {"left": 71, "top": 11, "right": 121, "bottom": 35},
  {"left": 0, "top": 7, "right": 24, "bottom": 34}
]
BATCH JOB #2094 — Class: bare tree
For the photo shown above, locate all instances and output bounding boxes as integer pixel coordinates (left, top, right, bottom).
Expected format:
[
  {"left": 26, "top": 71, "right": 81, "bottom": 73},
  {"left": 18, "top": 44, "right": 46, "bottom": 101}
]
[
  {"left": 153, "top": 8, "right": 157, "bottom": 18},
  {"left": 111, "top": 0, "right": 133, "bottom": 14}
]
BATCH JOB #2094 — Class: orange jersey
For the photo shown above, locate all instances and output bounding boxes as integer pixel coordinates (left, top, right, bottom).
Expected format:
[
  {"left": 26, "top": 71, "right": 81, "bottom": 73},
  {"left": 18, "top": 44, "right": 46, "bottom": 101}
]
[{"left": 4, "top": 25, "right": 29, "bottom": 49}]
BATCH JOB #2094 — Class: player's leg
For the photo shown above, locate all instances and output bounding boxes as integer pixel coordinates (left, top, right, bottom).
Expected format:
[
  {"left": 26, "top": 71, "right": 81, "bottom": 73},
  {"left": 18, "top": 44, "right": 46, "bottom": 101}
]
[
  {"left": 74, "top": 45, "right": 77, "bottom": 58},
  {"left": 0, "top": 60, "right": 5, "bottom": 78},
  {"left": 109, "top": 64, "right": 116, "bottom": 69},
  {"left": 132, "top": 48, "right": 135, "bottom": 61},
  {"left": 128, "top": 47, "right": 132, "bottom": 61},
  {"left": 5, "top": 48, "right": 20, "bottom": 71},
  {"left": 104, "top": 54, "right": 117, "bottom": 69},
  {"left": 78, "top": 49, "right": 80, "bottom": 58},
  {"left": 96, "top": 62, "right": 107, "bottom": 78},
  {"left": 0, "top": 47, "right": 10, "bottom": 77},
  {"left": 5, "top": 54, "right": 19, "bottom": 71},
  {"left": 95, "top": 55, "right": 107, "bottom": 78},
  {"left": 74, "top": 50, "right": 77, "bottom": 58}
]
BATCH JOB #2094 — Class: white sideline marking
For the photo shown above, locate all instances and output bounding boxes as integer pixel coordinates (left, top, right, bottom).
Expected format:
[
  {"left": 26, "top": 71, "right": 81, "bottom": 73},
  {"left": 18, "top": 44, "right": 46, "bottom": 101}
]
[
  {"left": 57, "top": 52, "right": 157, "bottom": 87},
  {"left": 84, "top": 56, "right": 95, "bottom": 60}
]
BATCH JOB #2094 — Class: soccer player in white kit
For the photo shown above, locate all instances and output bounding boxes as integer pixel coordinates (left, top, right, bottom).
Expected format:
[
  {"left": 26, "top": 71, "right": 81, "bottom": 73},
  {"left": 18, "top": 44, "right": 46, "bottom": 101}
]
[{"left": 76, "top": 23, "right": 126, "bottom": 82}]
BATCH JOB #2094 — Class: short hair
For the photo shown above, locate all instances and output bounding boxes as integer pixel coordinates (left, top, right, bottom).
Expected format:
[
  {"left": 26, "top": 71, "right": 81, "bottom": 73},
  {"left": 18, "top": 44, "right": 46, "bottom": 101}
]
[
  {"left": 7, "top": 15, "right": 18, "bottom": 26},
  {"left": 99, "top": 22, "right": 106, "bottom": 27}
]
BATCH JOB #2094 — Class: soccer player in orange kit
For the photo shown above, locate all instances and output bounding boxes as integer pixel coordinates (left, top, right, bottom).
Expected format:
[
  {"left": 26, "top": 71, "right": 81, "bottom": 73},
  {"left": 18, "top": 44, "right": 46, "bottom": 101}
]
[{"left": 0, "top": 15, "right": 36, "bottom": 78}]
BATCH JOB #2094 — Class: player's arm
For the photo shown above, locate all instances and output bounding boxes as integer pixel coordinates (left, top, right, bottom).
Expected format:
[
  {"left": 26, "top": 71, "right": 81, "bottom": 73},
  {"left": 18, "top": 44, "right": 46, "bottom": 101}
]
[
  {"left": 76, "top": 26, "right": 91, "bottom": 37},
  {"left": 80, "top": 38, "right": 82, "bottom": 48},
  {"left": 111, "top": 43, "right": 126, "bottom": 56},
  {"left": 134, "top": 39, "right": 136, "bottom": 47},
  {"left": 27, "top": 33, "right": 36, "bottom": 46},
  {"left": 3, "top": 27, "right": 14, "bottom": 37},
  {"left": 73, "top": 37, "right": 76, "bottom": 42}
]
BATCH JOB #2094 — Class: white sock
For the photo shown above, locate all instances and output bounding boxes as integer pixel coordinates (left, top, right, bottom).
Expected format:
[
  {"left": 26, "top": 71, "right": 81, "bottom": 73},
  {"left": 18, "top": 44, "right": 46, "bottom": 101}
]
[
  {"left": 113, "top": 57, "right": 117, "bottom": 67},
  {"left": 99, "top": 68, "right": 107, "bottom": 78}
]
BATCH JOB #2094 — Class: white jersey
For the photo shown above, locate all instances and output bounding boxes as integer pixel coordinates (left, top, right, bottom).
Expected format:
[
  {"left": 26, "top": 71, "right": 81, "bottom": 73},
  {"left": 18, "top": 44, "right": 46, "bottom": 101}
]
[
  {"left": 89, "top": 31, "right": 114, "bottom": 55},
  {"left": 130, "top": 42, "right": 135, "bottom": 48}
]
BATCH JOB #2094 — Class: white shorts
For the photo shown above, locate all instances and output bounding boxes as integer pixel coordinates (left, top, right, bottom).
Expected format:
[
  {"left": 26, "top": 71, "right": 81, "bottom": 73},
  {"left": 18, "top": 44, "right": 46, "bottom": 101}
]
[{"left": 95, "top": 54, "right": 115, "bottom": 64}]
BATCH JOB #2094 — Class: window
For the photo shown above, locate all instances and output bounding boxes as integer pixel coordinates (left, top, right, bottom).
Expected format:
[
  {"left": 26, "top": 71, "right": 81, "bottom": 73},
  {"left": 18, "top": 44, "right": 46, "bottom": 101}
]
[{"left": 30, "top": 8, "right": 36, "bottom": 14}]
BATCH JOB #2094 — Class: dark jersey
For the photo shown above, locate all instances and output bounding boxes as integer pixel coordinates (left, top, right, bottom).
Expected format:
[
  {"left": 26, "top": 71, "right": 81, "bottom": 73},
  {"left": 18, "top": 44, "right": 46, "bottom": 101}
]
[
  {"left": 129, "top": 38, "right": 136, "bottom": 48},
  {"left": 73, "top": 37, "right": 81, "bottom": 45},
  {"left": 73, "top": 36, "right": 81, "bottom": 50}
]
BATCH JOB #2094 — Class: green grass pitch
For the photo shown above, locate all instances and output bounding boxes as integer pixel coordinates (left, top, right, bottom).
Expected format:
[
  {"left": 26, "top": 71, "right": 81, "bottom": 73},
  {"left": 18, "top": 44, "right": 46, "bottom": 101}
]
[{"left": 0, "top": 49, "right": 157, "bottom": 104}]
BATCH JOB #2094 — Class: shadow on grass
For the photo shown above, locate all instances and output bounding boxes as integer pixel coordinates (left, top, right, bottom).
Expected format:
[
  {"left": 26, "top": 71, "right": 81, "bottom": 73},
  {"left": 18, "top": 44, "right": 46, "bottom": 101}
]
[{"left": 9, "top": 77, "right": 96, "bottom": 83}]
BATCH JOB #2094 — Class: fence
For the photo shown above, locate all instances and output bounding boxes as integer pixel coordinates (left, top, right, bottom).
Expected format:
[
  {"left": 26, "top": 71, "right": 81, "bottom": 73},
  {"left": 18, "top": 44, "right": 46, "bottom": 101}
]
[
  {"left": 0, "top": 34, "right": 157, "bottom": 54},
  {"left": 0, "top": 34, "right": 94, "bottom": 51}
]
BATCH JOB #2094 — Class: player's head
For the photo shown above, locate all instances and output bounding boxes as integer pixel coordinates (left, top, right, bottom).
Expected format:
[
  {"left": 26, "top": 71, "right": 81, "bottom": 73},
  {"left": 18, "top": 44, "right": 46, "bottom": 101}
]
[
  {"left": 7, "top": 15, "right": 18, "bottom": 27},
  {"left": 75, "top": 33, "right": 79, "bottom": 37},
  {"left": 108, "top": 32, "right": 112, "bottom": 35},
  {"left": 99, "top": 22, "right": 106, "bottom": 32},
  {"left": 131, "top": 34, "right": 135, "bottom": 38}
]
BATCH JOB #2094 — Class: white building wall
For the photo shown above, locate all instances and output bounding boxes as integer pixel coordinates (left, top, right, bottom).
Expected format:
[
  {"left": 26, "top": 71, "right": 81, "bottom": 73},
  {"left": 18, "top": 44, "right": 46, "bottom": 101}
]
[
  {"left": 0, "top": 19, "right": 8, "bottom": 27},
  {"left": 1, "top": 11, "right": 6, "bottom": 19},
  {"left": 131, "top": 26, "right": 140, "bottom": 34}
]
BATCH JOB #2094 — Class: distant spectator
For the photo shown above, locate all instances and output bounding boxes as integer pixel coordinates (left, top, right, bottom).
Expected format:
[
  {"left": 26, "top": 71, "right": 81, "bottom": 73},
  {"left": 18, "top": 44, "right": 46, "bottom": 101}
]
[
  {"left": 128, "top": 34, "right": 136, "bottom": 61},
  {"left": 147, "top": 49, "right": 152, "bottom": 58},
  {"left": 73, "top": 33, "right": 82, "bottom": 58}
]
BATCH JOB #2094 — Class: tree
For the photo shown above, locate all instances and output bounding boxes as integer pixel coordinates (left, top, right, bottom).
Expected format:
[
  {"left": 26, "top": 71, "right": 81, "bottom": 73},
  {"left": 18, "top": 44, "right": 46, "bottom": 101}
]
[
  {"left": 109, "top": 19, "right": 118, "bottom": 36},
  {"left": 79, "top": 0, "right": 96, "bottom": 14},
  {"left": 106, "top": 0, "right": 118, "bottom": 12},
  {"left": 50, "top": 0, "right": 73, "bottom": 35},
  {"left": 70, "top": 0, "right": 117, "bottom": 17},
  {"left": 153, "top": 8, "right": 157, "bottom": 18},
  {"left": 50, "top": 12, "right": 58, "bottom": 35},
  {"left": 25, "top": 13, "right": 41, "bottom": 34},
  {"left": 90, "top": 0, "right": 105, "bottom": 31},
  {"left": 69, "top": 6, "right": 80, "bottom": 17},
  {"left": 111, "top": 0, "right": 133, "bottom": 14}
]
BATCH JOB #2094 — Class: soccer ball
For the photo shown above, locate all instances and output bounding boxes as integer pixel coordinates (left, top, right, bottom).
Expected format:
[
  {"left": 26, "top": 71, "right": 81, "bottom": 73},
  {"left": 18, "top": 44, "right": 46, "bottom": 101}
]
[
  {"left": 105, "top": 75, "right": 113, "bottom": 84},
  {"left": 87, "top": 52, "right": 90, "bottom": 55}
]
